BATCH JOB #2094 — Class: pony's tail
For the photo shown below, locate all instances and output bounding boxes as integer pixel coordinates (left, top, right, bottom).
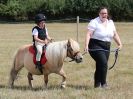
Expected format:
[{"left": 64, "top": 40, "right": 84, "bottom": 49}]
[{"left": 8, "top": 51, "right": 18, "bottom": 88}]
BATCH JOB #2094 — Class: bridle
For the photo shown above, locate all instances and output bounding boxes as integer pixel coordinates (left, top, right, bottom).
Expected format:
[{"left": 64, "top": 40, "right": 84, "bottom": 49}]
[{"left": 82, "top": 48, "right": 119, "bottom": 70}]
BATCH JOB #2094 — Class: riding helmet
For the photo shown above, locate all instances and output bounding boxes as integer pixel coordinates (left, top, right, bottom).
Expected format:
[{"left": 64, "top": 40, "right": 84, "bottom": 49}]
[{"left": 35, "top": 13, "right": 46, "bottom": 23}]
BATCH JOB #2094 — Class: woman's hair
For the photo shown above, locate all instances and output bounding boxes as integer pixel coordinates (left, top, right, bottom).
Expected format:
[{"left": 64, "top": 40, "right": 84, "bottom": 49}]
[{"left": 98, "top": 6, "right": 111, "bottom": 20}]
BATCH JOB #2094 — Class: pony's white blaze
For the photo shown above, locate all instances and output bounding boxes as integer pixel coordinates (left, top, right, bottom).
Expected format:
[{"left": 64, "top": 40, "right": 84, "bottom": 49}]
[{"left": 8, "top": 38, "right": 83, "bottom": 89}]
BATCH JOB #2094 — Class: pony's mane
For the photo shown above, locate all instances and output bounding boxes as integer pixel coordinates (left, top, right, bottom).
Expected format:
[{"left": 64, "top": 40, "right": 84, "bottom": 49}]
[
  {"left": 69, "top": 39, "right": 80, "bottom": 52},
  {"left": 45, "top": 39, "right": 80, "bottom": 66},
  {"left": 45, "top": 40, "right": 68, "bottom": 66}
]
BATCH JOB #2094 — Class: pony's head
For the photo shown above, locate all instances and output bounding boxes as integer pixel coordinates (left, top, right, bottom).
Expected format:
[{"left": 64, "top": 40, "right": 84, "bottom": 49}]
[{"left": 67, "top": 38, "right": 83, "bottom": 63}]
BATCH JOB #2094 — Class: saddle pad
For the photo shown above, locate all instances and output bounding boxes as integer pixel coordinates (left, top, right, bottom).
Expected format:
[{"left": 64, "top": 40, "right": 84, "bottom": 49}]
[{"left": 29, "top": 45, "right": 47, "bottom": 65}]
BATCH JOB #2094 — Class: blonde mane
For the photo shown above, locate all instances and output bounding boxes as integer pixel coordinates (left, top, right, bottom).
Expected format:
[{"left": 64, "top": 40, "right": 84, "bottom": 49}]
[
  {"left": 70, "top": 39, "right": 80, "bottom": 52},
  {"left": 45, "top": 39, "right": 80, "bottom": 67},
  {"left": 46, "top": 40, "right": 68, "bottom": 67}
]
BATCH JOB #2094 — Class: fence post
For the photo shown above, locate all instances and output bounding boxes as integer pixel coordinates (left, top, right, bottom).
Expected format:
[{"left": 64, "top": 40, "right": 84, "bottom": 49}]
[{"left": 77, "top": 16, "right": 79, "bottom": 42}]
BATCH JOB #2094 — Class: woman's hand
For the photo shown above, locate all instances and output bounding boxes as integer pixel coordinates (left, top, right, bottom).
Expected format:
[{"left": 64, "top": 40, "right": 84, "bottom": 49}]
[
  {"left": 49, "top": 38, "right": 54, "bottom": 43},
  {"left": 84, "top": 46, "right": 88, "bottom": 53},
  {"left": 118, "top": 44, "right": 122, "bottom": 50},
  {"left": 43, "top": 39, "right": 48, "bottom": 44}
]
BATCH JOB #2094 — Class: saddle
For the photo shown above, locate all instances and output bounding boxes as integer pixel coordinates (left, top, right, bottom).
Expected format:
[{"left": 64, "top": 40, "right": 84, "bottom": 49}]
[{"left": 29, "top": 45, "right": 47, "bottom": 65}]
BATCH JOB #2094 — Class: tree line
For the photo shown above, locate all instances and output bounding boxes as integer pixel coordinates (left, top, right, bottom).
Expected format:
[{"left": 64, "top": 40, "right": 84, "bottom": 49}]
[{"left": 0, "top": 0, "right": 133, "bottom": 21}]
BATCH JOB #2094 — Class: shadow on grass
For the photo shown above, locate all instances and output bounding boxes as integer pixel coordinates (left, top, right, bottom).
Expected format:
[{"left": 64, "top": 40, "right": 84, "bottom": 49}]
[
  {"left": 0, "top": 84, "right": 30, "bottom": 91},
  {"left": 0, "top": 84, "right": 92, "bottom": 91},
  {"left": 11, "top": 85, "right": 61, "bottom": 91},
  {"left": 67, "top": 84, "right": 92, "bottom": 90},
  {"left": 0, "top": 84, "right": 63, "bottom": 91},
  {"left": 0, "top": 84, "right": 7, "bottom": 88}
]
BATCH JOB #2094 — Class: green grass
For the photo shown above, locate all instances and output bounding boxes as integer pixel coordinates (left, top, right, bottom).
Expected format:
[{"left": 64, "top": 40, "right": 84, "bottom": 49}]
[{"left": 0, "top": 22, "right": 133, "bottom": 99}]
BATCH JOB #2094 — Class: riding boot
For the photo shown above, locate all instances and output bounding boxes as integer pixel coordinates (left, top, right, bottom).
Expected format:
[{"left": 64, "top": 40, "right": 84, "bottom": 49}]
[{"left": 36, "top": 61, "right": 43, "bottom": 73}]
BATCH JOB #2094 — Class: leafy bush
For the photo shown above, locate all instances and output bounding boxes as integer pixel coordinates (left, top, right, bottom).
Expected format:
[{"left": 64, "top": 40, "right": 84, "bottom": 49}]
[{"left": 0, "top": 0, "right": 132, "bottom": 21}]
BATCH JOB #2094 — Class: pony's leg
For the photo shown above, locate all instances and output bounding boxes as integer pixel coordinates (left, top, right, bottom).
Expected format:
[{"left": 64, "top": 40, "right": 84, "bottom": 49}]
[
  {"left": 44, "top": 74, "right": 48, "bottom": 88},
  {"left": 58, "top": 69, "right": 67, "bottom": 88},
  {"left": 8, "top": 67, "right": 21, "bottom": 88},
  {"left": 27, "top": 72, "right": 33, "bottom": 89},
  {"left": 8, "top": 54, "right": 24, "bottom": 88}
]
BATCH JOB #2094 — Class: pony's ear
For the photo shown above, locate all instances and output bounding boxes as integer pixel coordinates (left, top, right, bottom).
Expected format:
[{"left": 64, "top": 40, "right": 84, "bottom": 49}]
[{"left": 67, "top": 38, "right": 72, "bottom": 47}]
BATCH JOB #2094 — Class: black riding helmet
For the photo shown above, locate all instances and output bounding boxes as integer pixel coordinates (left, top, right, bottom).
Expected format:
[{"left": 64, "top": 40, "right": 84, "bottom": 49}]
[{"left": 35, "top": 13, "right": 46, "bottom": 24}]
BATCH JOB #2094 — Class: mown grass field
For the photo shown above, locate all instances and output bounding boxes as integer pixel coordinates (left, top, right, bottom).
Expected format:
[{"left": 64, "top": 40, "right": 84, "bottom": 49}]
[{"left": 0, "top": 22, "right": 133, "bottom": 99}]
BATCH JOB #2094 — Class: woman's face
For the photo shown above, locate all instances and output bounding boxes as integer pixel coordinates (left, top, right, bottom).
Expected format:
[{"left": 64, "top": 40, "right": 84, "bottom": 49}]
[
  {"left": 38, "top": 21, "right": 45, "bottom": 29},
  {"left": 99, "top": 8, "right": 108, "bottom": 22}
]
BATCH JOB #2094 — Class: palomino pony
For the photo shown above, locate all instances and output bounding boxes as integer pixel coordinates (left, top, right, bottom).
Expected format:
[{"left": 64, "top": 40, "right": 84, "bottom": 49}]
[{"left": 8, "top": 38, "right": 83, "bottom": 89}]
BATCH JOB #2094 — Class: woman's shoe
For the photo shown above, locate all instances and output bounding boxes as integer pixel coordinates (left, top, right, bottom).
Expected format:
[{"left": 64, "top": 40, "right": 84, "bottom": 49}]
[
  {"left": 94, "top": 83, "right": 100, "bottom": 88},
  {"left": 101, "top": 84, "right": 110, "bottom": 89}
]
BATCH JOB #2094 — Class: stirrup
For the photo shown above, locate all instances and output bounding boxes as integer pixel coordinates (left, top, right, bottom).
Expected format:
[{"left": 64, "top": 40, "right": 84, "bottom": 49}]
[
  {"left": 36, "top": 61, "right": 43, "bottom": 73},
  {"left": 38, "top": 67, "right": 43, "bottom": 74}
]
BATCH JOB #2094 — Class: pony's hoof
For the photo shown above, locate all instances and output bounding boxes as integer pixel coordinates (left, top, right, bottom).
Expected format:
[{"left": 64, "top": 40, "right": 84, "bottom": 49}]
[
  {"left": 61, "top": 85, "right": 66, "bottom": 89},
  {"left": 8, "top": 85, "right": 14, "bottom": 89},
  {"left": 42, "top": 85, "right": 47, "bottom": 90},
  {"left": 29, "top": 87, "right": 33, "bottom": 90}
]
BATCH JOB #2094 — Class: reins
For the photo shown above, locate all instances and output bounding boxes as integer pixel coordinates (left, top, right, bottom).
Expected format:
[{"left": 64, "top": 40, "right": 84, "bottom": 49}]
[
  {"left": 82, "top": 48, "right": 119, "bottom": 70},
  {"left": 109, "top": 48, "right": 119, "bottom": 70}
]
